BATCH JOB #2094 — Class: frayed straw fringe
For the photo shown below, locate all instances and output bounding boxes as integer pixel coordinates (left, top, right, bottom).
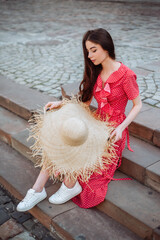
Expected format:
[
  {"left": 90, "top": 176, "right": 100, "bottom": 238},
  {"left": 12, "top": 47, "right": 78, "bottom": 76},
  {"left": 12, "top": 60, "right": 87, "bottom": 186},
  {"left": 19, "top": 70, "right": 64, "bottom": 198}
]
[{"left": 27, "top": 97, "right": 118, "bottom": 183}]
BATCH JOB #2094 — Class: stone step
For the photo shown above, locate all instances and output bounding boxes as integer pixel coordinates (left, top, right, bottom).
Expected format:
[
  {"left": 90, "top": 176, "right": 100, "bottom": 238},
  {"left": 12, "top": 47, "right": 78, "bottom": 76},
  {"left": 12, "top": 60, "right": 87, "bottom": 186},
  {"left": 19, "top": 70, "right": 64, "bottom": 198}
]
[
  {"left": 0, "top": 75, "right": 57, "bottom": 120},
  {"left": 1, "top": 107, "right": 158, "bottom": 193},
  {"left": 121, "top": 136, "right": 160, "bottom": 193},
  {"left": 61, "top": 82, "right": 160, "bottom": 148},
  {"left": 0, "top": 106, "right": 29, "bottom": 145},
  {"left": 97, "top": 171, "right": 160, "bottom": 240},
  {"left": 0, "top": 140, "right": 143, "bottom": 240}
]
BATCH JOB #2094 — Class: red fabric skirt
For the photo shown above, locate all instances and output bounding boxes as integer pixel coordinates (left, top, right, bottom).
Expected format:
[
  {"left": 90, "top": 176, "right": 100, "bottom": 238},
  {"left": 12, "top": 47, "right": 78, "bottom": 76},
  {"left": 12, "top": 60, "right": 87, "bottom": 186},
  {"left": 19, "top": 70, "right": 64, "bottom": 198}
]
[{"left": 72, "top": 136, "right": 125, "bottom": 208}]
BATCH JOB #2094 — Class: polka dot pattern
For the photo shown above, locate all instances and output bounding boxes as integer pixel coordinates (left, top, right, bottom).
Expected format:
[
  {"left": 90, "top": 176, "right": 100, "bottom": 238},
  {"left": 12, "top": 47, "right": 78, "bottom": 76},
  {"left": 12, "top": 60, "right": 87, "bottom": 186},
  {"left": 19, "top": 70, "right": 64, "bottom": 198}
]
[{"left": 72, "top": 63, "right": 139, "bottom": 209}]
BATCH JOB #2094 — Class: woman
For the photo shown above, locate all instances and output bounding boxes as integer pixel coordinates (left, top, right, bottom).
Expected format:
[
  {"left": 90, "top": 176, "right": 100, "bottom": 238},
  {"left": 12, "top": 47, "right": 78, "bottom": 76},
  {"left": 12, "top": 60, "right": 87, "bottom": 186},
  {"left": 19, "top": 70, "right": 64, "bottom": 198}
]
[{"left": 17, "top": 28, "right": 142, "bottom": 211}]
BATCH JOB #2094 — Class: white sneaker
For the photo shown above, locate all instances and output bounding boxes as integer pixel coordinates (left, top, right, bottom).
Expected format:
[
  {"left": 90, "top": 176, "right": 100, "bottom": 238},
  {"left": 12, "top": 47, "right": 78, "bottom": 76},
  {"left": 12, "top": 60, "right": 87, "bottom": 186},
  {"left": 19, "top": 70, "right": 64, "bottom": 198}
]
[
  {"left": 16, "top": 188, "right": 47, "bottom": 212},
  {"left": 49, "top": 181, "right": 82, "bottom": 204}
]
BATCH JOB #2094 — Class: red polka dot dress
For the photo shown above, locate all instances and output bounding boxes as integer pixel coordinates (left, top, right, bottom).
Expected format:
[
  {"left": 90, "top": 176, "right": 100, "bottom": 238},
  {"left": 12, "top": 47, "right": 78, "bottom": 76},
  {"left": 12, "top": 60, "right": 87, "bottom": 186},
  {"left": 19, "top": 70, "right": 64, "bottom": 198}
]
[{"left": 72, "top": 63, "right": 139, "bottom": 208}]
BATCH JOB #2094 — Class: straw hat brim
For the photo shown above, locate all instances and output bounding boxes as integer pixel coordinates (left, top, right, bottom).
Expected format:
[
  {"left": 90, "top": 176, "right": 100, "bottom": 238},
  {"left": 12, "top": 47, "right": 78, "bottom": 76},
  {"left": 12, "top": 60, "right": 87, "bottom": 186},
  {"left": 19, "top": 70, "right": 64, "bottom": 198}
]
[{"left": 28, "top": 99, "right": 117, "bottom": 182}]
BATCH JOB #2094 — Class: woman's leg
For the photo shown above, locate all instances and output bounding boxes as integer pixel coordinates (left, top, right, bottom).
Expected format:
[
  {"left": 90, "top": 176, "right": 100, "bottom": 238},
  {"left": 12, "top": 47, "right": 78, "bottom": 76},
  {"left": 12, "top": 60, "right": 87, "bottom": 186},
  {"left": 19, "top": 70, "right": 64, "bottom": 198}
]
[
  {"left": 32, "top": 168, "right": 50, "bottom": 192},
  {"left": 16, "top": 168, "right": 49, "bottom": 212}
]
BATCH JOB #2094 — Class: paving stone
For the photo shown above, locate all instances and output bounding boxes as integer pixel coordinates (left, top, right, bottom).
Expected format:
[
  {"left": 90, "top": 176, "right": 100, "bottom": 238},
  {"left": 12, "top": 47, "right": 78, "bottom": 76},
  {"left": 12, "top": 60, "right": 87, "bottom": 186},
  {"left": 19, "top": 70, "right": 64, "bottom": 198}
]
[
  {"left": 4, "top": 201, "right": 16, "bottom": 213},
  {"left": 0, "top": 219, "right": 23, "bottom": 240},
  {"left": 143, "top": 98, "right": 159, "bottom": 105},
  {"left": 139, "top": 60, "right": 160, "bottom": 73},
  {"left": 0, "top": 195, "right": 11, "bottom": 204},
  {"left": 31, "top": 223, "right": 48, "bottom": 239},
  {"left": 133, "top": 67, "right": 152, "bottom": 77},
  {"left": 0, "top": 209, "right": 10, "bottom": 225},
  {"left": 43, "top": 234, "right": 58, "bottom": 240},
  {"left": 10, "top": 231, "right": 35, "bottom": 240},
  {"left": 22, "top": 219, "right": 35, "bottom": 231},
  {"left": 0, "top": 189, "right": 5, "bottom": 196},
  {"left": 11, "top": 211, "right": 32, "bottom": 224}
]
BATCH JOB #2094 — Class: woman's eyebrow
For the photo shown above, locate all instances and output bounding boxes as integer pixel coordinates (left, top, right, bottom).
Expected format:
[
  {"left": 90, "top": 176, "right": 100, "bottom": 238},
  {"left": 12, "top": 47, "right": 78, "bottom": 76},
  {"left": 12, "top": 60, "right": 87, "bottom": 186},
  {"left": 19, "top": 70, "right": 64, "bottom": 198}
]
[
  {"left": 86, "top": 46, "right": 97, "bottom": 51},
  {"left": 90, "top": 46, "right": 97, "bottom": 50}
]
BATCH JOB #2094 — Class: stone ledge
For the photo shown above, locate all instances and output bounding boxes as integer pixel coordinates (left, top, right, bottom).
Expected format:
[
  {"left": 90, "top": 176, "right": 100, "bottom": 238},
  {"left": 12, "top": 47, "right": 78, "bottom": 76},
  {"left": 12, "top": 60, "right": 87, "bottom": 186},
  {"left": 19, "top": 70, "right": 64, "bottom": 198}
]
[
  {"left": 153, "top": 128, "right": 160, "bottom": 148},
  {"left": 11, "top": 129, "right": 36, "bottom": 164},
  {"left": 0, "top": 106, "right": 28, "bottom": 145},
  {"left": 0, "top": 75, "right": 57, "bottom": 120},
  {"left": 97, "top": 171, "right": 160, "bottom": 240},
  {"left": 120, "top": 136, "right": 160, "bottom": 192}
]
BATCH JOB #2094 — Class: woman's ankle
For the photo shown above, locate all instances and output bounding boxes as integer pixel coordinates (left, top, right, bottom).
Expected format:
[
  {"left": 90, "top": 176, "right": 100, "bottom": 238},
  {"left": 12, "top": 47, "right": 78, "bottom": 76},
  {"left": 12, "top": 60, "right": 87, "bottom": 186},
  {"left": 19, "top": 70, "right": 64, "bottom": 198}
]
[
  {"left": 32, "top": 186, "right": 44, "bottom": 193},
  {"left": 64, "top": 178, "right": 77, "bottom": 189}
]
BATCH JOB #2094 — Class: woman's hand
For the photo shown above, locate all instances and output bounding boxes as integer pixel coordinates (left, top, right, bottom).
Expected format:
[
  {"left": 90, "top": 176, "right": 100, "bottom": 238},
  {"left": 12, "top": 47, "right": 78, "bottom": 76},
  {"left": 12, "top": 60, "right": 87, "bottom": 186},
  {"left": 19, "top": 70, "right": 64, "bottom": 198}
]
[
  {"left": 44, "top": 101, "right": 62, "bottom": 111},
  {"left": 110, "top": 125, "right": 123, "bottom": 143}
]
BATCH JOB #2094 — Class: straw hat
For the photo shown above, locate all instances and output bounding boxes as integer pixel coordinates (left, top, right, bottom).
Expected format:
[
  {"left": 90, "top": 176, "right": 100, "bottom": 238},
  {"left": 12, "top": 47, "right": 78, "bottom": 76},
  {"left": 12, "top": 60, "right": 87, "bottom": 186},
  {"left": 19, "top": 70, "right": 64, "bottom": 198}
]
[{"left": 28, "top": 99, "right": 117, "bottom": 182}]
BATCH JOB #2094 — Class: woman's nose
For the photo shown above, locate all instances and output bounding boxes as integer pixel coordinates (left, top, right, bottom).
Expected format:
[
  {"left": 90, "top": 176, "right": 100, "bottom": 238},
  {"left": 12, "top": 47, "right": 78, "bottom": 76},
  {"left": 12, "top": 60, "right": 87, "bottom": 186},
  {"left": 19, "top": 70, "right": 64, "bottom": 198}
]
[{"left": 88, "top": 52, "right": 92, "bottom": 58}]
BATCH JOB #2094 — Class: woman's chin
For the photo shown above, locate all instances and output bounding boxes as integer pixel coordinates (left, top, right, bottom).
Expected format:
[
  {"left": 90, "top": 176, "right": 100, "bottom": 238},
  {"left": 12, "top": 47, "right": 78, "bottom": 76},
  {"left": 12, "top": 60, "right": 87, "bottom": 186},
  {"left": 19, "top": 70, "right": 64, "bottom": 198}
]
[{"left": 92, "top": 61, "right": 98, "bottom": 65}]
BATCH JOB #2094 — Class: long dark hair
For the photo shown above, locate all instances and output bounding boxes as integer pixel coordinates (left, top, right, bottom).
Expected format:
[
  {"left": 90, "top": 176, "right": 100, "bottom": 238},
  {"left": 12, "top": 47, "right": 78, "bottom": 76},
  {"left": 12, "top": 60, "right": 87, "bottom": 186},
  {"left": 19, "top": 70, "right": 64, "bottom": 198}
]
[{"left": 79, "top": 28, "right": 116, "bottom": 102}]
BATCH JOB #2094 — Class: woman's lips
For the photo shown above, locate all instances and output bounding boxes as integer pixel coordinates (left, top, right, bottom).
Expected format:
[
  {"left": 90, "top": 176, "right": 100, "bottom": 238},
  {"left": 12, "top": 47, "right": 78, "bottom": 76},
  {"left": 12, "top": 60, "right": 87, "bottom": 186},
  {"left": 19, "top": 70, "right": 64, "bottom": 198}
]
[{"left": 91, "top": 59, "right": 95, "bottom": 62}]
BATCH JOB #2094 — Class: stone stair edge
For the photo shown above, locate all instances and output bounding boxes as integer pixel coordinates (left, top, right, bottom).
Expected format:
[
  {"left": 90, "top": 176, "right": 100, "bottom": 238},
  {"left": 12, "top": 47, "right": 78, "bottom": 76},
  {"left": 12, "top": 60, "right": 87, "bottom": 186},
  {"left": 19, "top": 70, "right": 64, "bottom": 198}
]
[
  {"left": 97, "top": 171, "right": 160, "bottom": 239},
  {"left": 0, "top": 140, "right": 144, "bottom": 240},
  {"left": 0, "top": 74, "right": 57, "bottom": 120}
]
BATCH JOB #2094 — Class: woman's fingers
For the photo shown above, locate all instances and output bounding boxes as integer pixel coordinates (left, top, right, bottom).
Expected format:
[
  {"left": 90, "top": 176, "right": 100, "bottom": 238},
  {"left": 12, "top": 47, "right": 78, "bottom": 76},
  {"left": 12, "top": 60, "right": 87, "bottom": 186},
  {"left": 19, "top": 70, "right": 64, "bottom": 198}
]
[
  {"left": 45, "top": 101, "right": 62, "bottom": 110},
  {"left": 44, "top": 102, "right": 53, "bottom": 109},
  {"left": 110, "top": 130, "right": 119, "bottom": 143}
]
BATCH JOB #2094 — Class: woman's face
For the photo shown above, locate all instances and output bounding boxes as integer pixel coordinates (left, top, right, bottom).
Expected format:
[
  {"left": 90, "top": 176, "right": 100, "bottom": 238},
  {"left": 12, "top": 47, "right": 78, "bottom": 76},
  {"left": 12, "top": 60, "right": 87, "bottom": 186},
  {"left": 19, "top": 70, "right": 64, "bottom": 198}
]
[{"left": 85, "top": 40, "right": 108, "bottom": 65}]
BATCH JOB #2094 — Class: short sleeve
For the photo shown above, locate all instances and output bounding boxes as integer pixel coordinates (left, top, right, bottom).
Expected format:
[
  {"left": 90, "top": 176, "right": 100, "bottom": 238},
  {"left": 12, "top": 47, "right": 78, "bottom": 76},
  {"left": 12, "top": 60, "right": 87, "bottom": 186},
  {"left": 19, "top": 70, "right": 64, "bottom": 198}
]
[{"left": 123, "top": 72, "right": 139, "bottom": 100}]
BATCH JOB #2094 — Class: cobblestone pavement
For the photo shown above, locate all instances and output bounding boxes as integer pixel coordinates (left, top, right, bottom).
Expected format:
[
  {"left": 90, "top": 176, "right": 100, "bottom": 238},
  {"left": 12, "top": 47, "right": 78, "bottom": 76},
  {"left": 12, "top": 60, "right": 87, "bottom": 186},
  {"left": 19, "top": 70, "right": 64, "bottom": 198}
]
[
  {"left": 0, "top": 0, "right": 160, "bottom": 106},
  {"left": 0, "top": 185, "right": 62, "bottom": 240}
]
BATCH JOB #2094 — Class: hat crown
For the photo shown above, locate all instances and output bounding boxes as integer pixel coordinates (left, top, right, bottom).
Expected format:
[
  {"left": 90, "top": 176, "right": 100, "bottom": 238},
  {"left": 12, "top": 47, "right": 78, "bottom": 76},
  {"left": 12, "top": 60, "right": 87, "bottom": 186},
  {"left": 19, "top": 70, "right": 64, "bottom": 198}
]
[{"left": 61, "top": 117, "right": 88, "bottom": 146}]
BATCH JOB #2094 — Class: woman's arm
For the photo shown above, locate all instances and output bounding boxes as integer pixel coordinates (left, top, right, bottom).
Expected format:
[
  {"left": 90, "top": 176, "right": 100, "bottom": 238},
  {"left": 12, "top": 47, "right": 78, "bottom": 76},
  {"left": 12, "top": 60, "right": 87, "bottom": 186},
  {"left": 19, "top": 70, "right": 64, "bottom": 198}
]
[{"left": 110, "top": 95, "right": 142, "bottom": 143}]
